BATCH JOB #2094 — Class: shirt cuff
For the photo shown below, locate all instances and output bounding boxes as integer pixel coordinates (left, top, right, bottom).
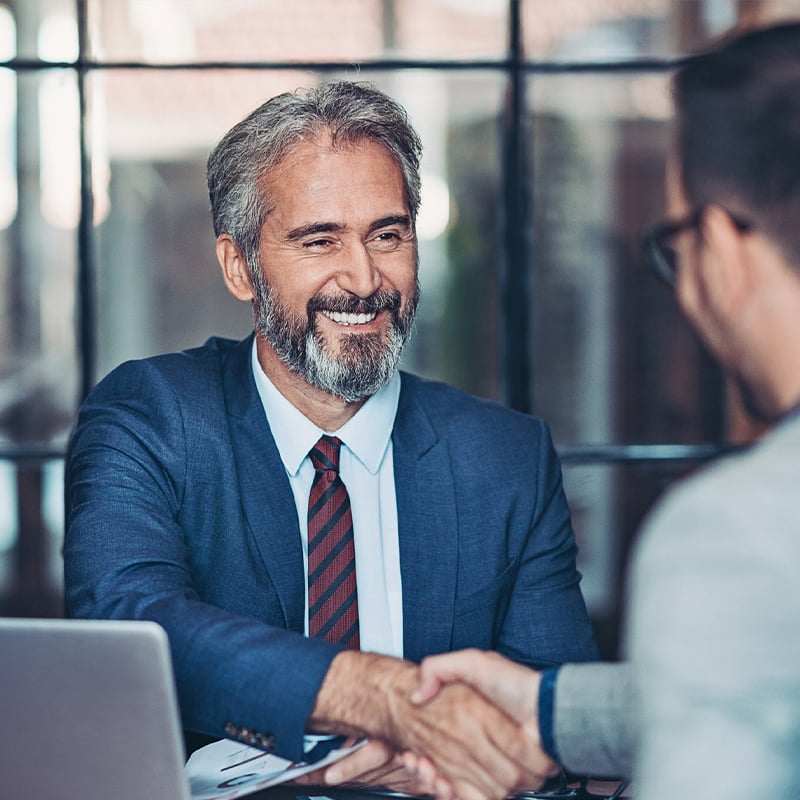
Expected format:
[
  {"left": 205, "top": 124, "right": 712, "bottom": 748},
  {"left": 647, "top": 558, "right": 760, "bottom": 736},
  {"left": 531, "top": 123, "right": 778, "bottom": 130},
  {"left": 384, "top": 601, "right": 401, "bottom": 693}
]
[{"left": 538, "top": 666, "right": 560, "bottom": 762}]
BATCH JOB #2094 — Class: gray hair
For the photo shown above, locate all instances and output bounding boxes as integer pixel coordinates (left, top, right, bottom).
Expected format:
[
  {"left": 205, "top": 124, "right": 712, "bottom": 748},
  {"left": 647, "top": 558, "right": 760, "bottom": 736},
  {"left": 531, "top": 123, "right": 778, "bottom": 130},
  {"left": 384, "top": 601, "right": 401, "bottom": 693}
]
[{"left": 206, "top": 80, "right": 423, "bottom": 269}]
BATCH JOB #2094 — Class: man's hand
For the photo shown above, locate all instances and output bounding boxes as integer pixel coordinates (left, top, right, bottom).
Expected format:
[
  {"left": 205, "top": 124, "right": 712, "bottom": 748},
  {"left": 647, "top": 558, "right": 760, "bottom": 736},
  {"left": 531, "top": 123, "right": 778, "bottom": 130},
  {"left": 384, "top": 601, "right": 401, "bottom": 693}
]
[
  {"left": 308, "top": 650, "right": 556, "bottom": 800},
  {"left": 294, "top": 738, "right": 464, "bottom": 796},
  {"left": 412, "top": 648, "right": 543, "bottom": 728},
  {"left": 322, "top": 739, "right": 458, "bottom": 799},
  {"left": 291, "top": 740, "right": 428, "bottom": 794},
  {"left": 398, "top": 649, "right": 557, "bottom": 799}
]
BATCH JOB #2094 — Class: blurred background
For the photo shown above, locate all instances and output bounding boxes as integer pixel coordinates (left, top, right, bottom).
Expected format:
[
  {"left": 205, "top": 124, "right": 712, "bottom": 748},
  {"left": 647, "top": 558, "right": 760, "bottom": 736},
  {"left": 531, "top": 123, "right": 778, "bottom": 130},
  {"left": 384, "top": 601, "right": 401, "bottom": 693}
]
[{"left": 1, "top": 0, "right": 795, "bottom": 657}]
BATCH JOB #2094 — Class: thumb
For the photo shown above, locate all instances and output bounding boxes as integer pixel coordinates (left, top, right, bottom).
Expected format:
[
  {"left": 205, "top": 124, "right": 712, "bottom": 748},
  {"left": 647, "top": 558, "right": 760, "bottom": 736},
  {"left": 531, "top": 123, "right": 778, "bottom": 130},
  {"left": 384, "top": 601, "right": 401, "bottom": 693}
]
[
  {"left": 409, "top": 666, "right": 444, "bottom": 705},
  {"left": 411, "top": 650, "right": 484, "bottom": 704}
]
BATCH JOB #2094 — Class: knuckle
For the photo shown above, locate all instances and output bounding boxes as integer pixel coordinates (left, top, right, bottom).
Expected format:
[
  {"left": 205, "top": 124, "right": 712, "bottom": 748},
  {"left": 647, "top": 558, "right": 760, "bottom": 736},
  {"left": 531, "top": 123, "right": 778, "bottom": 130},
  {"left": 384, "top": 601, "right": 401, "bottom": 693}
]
[
  {"left": 505, "top": 734, "right": 528, "bottom": 762},
  {"left": 505, "top": 762, "right": 523, "bottom": 791}
]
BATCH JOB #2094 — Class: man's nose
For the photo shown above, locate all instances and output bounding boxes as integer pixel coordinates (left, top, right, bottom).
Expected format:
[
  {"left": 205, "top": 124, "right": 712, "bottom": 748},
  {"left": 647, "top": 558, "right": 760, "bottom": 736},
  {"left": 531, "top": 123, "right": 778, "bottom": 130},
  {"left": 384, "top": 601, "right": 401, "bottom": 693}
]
[{"left": 336, "top": 243, "right": 382, "bottom": 297}]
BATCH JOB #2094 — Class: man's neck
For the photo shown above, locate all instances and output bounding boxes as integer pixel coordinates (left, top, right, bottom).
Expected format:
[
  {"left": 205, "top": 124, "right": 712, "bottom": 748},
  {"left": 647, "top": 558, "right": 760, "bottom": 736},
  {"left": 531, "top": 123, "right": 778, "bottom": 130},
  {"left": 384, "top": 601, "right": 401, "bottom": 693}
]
[
  {"left": 741, "top": 271, "right": 800, "bottom": 422},
  {"left": 254, "top": 336, "right": 367, "bottom": 432}
]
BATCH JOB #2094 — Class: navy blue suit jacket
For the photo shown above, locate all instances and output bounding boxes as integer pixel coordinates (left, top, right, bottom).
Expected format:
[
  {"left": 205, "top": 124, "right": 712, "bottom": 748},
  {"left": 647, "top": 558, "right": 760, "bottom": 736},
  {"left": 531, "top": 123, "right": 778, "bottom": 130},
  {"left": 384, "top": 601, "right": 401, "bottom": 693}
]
[{"left": 65, "top": 335, "right": 597, "bottom": 761}]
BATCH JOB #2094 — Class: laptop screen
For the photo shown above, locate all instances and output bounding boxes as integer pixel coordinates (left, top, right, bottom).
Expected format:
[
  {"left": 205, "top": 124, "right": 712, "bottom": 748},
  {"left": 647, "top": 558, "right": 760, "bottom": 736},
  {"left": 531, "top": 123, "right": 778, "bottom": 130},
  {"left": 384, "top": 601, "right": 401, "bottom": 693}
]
[{"left": 0, "top": 617, "right": 191, "bottom": 800}]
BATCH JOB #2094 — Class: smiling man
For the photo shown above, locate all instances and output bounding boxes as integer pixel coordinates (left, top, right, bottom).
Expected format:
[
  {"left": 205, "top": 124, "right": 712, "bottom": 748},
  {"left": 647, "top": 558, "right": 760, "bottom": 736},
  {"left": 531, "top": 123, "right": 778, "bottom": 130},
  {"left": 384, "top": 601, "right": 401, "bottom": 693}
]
[
  {"left": 216, "top": 134, "right": 420, "bottom": 429},
  {"left": 64, "top": 81, "right": 597, "bottom": 800}
]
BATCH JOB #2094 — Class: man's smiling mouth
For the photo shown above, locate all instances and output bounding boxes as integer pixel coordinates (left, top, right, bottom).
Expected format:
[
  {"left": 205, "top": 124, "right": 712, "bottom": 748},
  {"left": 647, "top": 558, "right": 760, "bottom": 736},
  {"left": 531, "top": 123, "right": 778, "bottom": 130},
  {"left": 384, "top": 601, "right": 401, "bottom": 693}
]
[{"left": 320, "top": 310, "right": 379, "bottom": 326}]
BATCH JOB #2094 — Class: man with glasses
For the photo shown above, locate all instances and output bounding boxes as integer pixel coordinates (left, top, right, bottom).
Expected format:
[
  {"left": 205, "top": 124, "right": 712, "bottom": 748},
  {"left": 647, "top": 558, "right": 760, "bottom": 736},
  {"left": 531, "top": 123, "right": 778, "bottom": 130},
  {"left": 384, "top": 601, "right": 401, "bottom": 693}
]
[{"left": 387, "top": 20, "right": 800, "bottom": 800}]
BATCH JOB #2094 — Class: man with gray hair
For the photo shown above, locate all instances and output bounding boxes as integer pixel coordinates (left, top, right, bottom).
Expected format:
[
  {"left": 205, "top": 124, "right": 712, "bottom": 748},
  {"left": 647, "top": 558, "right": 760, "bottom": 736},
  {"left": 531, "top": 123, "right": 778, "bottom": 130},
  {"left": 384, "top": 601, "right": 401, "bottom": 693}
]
[{"left": 64, "top": 80, "right": 597, "bottom": 800}]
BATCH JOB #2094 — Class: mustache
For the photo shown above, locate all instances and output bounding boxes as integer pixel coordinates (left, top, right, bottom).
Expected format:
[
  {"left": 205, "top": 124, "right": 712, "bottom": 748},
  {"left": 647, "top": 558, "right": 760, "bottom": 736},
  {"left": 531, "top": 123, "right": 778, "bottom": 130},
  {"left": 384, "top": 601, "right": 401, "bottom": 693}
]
[{"left": 307, "top": 289, "right": 402, "bottom": 316}]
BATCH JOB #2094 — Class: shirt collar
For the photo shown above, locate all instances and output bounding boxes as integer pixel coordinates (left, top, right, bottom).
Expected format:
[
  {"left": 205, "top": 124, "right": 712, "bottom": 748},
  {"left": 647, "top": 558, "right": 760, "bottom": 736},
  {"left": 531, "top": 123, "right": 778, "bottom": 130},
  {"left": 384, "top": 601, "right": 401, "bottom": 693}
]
[{"left": 250, "top": 339, "right": 400, "bottom": 476}]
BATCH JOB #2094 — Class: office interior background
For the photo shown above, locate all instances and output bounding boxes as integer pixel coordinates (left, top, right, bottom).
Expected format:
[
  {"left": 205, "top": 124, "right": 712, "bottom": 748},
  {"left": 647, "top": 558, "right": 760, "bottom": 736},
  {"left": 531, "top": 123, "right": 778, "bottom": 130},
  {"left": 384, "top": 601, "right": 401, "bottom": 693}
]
[{"left": 0, "top": 0, "right": 794, "bottom": 657}]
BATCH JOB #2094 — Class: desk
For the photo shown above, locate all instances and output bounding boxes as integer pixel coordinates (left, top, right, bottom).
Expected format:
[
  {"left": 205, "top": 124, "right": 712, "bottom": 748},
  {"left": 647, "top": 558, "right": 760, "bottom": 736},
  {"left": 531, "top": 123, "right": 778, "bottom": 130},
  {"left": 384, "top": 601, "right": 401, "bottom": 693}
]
[{"left": 245, "top": 778, "right": 634, "bottom": 800}]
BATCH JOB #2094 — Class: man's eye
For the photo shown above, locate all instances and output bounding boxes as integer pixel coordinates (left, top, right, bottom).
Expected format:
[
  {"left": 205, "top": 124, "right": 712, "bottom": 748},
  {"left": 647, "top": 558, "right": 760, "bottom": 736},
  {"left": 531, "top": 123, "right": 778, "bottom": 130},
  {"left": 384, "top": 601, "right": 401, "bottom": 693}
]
[
  {"left": 370, "top": 231, "right": 402, "bottom": 250},
  {"left": 304, "top": 238, "right": 334, "bottom": 249}
]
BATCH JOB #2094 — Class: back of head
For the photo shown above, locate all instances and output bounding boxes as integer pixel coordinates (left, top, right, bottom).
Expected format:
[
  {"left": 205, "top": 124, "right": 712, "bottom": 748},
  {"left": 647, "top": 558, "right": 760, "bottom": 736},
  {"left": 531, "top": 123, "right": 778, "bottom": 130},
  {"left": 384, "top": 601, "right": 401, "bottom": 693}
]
[
  {"left": 674, "top": 22, "right": 800, "bottom": 268},
  {"left": 207, "top": 80, "right": 423, "bottom": 270}
]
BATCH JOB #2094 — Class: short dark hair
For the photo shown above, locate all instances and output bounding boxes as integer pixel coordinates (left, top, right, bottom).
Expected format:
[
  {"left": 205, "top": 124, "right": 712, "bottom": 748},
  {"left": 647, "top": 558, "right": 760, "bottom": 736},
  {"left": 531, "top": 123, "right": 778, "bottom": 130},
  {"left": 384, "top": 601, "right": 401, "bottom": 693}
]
[
  {"left": 674, "top": 22, "right": 800, "bottom": 267},
  {"left": 206, "top": 80, "right": 423, "bottom": 271}
]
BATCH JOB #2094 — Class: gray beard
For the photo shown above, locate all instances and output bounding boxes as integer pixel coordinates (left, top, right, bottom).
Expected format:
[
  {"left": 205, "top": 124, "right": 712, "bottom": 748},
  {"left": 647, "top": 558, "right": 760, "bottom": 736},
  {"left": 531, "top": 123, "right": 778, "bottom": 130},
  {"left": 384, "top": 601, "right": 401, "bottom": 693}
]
[{"left": 251, "top": 269, "right": 418, "bottom": 403}]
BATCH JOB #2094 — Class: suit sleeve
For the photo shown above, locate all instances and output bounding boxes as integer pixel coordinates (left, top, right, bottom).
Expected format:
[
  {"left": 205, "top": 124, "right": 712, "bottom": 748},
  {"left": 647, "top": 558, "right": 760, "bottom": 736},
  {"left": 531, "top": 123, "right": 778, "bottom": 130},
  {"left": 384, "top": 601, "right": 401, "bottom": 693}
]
[
  {"left": 495, "top": 422, "right": 599, "bottom": 668},
  {"left": 64, "top": 361, "right": 340, "bottom": 762},
  {"left": 551, "top": 662, "right": 635, "bottom": 777}
]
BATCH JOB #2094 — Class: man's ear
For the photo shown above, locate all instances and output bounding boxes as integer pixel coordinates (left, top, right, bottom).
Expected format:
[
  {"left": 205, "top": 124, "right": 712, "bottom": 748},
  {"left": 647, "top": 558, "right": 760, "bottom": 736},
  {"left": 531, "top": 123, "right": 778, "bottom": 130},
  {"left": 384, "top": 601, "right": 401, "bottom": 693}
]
[
  {"left": 699, "top": 204, "right": 752, "bottom": 314},
  {"left": 216, "top": 234, "right": 255, "bottom": 302}
]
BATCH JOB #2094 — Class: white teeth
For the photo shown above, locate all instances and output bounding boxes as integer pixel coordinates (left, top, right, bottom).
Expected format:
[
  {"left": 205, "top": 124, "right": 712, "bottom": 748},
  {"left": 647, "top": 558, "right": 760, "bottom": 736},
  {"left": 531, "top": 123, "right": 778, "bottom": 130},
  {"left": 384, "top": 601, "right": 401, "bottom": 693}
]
[{"left": 322, "top": 310, "right": 377, "bottom": 326}]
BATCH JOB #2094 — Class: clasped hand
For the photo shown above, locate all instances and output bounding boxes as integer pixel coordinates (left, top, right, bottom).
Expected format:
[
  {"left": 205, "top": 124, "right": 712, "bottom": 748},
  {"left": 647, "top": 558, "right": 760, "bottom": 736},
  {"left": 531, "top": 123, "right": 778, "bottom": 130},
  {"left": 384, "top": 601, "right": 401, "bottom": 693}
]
[{"left": 300, "top": 649, "right": 557, "bottom": 800}]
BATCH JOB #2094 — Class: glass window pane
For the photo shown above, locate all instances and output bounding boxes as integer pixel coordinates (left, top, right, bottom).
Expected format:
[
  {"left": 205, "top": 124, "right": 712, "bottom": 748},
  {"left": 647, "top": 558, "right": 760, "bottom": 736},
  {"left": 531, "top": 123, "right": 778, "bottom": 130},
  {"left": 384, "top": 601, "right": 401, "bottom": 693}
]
[
  {"left": 0, "top": 458, "right": 64, "bottom": 617},
  {"left": 523, "top": 0, "right": 800, "bottom": 61},
  {"left": 394, "top": 0, "right": 508, "bottom": 58},
  {"left": 88, "top": 0, "right": 382, "bottom": 63},
  {"left": 563, "top": 458, "right": 705, "bottom": 657},
  {"left": 528, "top": 70, "right": 726, "bottom": 446},
  {"left": 0, "top": 70, "right": 79, "bottom": 450},
  {"left": 5, "top": 0, "right": 77, "bottom": 62},
  {"left": 87, "top": 0, "right": 508, "bottom": 63},
  {"left": 0, "top": 7, "right": 15, "bottom": 61}
]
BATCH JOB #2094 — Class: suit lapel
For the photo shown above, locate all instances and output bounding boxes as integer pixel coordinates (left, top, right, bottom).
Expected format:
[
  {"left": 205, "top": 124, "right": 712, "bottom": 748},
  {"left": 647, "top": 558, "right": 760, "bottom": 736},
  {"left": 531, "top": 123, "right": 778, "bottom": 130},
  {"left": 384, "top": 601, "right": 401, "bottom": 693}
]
[
  {"left": 222, "top": 337, "right": 305, "bottom": 634},
  {"left": 394, "top": 374, "right": 458, "bottom": 663}
]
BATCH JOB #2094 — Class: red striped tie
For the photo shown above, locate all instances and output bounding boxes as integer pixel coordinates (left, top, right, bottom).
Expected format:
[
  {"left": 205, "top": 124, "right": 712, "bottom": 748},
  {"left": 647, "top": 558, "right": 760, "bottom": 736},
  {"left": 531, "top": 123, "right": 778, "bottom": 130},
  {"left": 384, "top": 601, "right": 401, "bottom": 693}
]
[{"left": 307, "top": 436, "right": 360, "bottom": 648}]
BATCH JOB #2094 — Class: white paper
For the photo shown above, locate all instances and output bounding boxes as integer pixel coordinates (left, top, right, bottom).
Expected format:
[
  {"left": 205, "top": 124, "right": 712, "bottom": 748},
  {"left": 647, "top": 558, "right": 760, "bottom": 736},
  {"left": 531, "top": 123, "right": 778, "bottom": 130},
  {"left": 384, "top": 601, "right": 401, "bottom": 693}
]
[{"left": 186, "top": 737, "right": 366, "bottom": 800}]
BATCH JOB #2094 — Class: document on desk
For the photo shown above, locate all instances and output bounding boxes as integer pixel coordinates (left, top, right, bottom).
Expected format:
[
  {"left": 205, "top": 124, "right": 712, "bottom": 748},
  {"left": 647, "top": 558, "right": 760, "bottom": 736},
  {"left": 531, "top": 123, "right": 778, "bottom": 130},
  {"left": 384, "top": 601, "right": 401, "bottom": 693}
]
[{"left": 186, "top": 736, "right": 366, "bottom": 800}]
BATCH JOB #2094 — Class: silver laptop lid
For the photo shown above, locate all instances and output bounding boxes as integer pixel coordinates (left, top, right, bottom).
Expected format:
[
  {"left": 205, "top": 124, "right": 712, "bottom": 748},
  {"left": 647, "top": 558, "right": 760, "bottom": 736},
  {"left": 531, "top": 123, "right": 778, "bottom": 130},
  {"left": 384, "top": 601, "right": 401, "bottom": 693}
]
[{"left": 0, "top": 617, "right": 191, "bottom": 800}]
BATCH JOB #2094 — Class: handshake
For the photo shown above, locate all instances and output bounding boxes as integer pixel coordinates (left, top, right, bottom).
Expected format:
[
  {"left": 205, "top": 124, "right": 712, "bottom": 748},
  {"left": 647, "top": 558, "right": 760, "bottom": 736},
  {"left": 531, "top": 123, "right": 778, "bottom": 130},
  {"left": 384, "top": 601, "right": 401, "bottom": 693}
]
[{"left": 300, "top": 648, "right": 559, "bottom": 800}]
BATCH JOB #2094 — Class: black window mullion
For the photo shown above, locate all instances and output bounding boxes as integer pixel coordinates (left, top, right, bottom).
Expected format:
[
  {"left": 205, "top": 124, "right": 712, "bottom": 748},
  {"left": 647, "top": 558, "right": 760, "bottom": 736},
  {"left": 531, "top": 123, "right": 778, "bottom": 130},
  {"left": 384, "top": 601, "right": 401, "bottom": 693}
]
[
  {"left": 76, "top": 0, "right": 96, "bottom": 403},
  {"left": 501, "top": 0, "right": 531, "bottom": 413}
]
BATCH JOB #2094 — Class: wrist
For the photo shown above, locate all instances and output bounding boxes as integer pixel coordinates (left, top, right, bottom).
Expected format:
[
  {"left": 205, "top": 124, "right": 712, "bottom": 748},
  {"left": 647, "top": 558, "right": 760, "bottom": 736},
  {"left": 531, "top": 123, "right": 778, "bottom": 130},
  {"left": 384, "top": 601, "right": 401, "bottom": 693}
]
[{"left": 308, "top": 650, "right": 418, "bottom": 741}]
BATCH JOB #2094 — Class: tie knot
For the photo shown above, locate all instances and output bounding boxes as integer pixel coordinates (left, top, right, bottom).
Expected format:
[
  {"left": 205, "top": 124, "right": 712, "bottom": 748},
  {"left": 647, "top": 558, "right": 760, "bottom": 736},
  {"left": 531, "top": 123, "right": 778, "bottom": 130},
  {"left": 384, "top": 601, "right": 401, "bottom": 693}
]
[{"left": 309, "top": 435, "right": 342, "bottom": 473}]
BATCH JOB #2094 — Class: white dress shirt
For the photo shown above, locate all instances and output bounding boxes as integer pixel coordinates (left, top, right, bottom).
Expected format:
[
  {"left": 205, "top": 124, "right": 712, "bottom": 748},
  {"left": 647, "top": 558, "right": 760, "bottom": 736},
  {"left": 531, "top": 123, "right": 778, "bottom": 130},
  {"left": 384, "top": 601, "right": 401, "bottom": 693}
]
[{"left": 251, "top": 341, "right": 404, "bottom": 657}]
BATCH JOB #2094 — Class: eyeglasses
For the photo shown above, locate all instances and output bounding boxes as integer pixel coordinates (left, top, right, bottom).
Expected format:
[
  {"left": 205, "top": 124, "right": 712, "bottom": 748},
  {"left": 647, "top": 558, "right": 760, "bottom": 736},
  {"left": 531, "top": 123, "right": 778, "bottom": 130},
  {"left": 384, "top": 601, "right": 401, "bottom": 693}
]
[
  {"left": 642, "top": 208, "right": 753, "bottom": 288},
  {"left": 514, "top": 770, "right": 631, "bottom": 800}
]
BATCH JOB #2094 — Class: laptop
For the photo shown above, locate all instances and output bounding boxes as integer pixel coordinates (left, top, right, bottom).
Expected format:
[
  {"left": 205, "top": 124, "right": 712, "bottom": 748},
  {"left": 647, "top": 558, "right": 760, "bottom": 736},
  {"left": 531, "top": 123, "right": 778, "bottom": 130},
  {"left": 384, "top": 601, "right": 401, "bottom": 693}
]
[{"left": 0, "top": 617, "right": 191, "bottom": 800}]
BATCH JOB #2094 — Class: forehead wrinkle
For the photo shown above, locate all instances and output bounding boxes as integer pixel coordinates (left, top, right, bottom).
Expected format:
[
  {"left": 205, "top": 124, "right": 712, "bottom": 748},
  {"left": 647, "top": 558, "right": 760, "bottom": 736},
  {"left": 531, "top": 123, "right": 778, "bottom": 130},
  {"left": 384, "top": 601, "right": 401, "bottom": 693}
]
[{"left": 259, "top": 137, "right": 410, "bottom": 245}]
